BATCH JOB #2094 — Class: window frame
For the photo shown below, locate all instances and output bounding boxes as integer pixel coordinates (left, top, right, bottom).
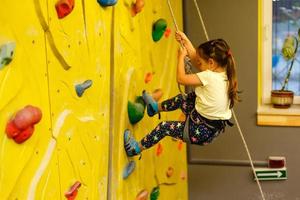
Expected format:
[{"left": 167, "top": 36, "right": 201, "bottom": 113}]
[
  {"left": 257, "top": 0, "right": 300, "bottom": 126},
  {"left": 261, "top": 0, "right": 300, "bottom": 105}
]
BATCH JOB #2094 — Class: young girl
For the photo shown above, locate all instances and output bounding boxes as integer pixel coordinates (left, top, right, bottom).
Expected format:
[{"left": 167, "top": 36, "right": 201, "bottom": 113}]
[{"left": 124, "top": 31, "right": 239, "bottom": 157}]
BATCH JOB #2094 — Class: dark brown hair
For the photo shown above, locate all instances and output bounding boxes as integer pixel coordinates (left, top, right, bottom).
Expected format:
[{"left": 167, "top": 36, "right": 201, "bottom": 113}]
[{"left": 197, "top": 39, "right": 240, "bottom": 108}]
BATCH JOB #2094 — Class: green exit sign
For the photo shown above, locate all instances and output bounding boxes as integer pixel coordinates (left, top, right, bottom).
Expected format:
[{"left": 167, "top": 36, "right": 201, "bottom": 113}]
[{"left": 254, "top": 167, "right": 287, "bottom": 181}]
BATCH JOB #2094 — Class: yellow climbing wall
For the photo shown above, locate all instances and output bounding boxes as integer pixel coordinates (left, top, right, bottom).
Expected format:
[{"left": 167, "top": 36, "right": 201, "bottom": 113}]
[
  {"left": 0, "top": 0, "right": 187, "bottom": 199},
  {"left": 112, "top": 0, "right": 187, "bottom": 199}
]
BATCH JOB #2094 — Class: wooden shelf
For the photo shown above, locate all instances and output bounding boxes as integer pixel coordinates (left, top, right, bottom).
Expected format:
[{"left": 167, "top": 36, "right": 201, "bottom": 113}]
[{"left": 257, "top": 104, "right": 300, "bottom": 126}]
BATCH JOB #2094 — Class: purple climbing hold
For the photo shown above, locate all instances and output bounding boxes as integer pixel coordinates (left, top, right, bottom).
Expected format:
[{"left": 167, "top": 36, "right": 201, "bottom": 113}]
[{"left": 122, "top": 160, "right": 136, "bottom": 179}]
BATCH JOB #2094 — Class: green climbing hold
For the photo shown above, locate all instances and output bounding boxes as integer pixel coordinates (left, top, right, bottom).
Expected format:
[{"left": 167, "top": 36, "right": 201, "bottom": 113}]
[
  {"left": 152, "top": 19, "right": 167, "bottom": 42},
  {"left": 128, "top": 96, "right": 145, "bottom": 125},
  {"left": 150, "top": 186, "right": 160, "bottom": 200},
  {"left": 135, "top": 96, "right": 145, "bottom": 107}
]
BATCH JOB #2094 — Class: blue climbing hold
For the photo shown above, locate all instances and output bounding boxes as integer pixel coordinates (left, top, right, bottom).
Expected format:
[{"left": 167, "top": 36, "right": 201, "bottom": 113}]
[
  {"left": 97, "top": 0, "right": 117, "bottom": 7},
  {"left": 122, "top": 160, "right": 136, "bottom": 179},
  {"left": 0, "top": 42, "right": 16, "bottom": 70},
  {"left": 75, "top": 80, "right": 93, "bottom": 97}
]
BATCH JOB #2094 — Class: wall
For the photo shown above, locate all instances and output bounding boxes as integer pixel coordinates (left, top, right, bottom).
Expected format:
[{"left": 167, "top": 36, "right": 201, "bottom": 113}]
[
  {"left": 184, "top": 0, "right": 300, "bottom": 200},
  {"left": 0, "top": 0, "right": 187, "bottom": 199}
]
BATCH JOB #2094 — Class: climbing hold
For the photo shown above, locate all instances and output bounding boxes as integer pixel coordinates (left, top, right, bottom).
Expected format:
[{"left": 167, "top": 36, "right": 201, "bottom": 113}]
[
  {"left": 75, "top": 80, "right": 92, "bottom": 97},
  {"left": 144, "top": 72, "right": 153, "bottom": 83},
  {"left": 128, "top": 96, "right": 145, "bottom": 125},
  {"left": 5, "top": 105, "right": 42, "bottom": 144},
  {"left": 166, "top": 167, "right": 174, "bottom": 178},
  {"left": 0, "top": 42, "right": 16, "bottom": 70},
  {"left": 155, "top": 143, "right": 163, "bottom": 156},
  {"left": 55, "top": 0, "right": 75, "bottom": 19},
  {"left": 123, "top": 160, "right": 136, "bottom": 179},
  {"left": 150, "top": 186, "right": 160, "bottom": 200},
  {"left": 152, "top": 19, "right": 167, "bottom": 42},
  {"left": 13, "top": 105, "right": 42, "bottom": 130},
  {"left": 97, "top": 0, "right": 117, "bottom": 7},
  {"left": 131, "top": 0, "right": 144, "bottom": 17},
  {"left": 136, "top": 189, "right": 148, "bottom": 200},
  {"left": 177, "top": 140, "right": 183, "bottom": 151},
  {"left": 14, "top": 126, "right": 35, "bottom": 144},
  {"left": 164, "top": 28, "right": 171, "bottom": 38},
  {"left": 151, "top": 89, "right": 163, "bottom": 101},
  {"left": 65, "top": 181, "right": 81, "bottom": 200},
  {"left": 5, "top": 120, "right": 20, "bottom": 138},
  {"left": 180, "top": 171, "right": 187, "bottom": 180},
  {"left": 135, "top": 96, "right": 145, "bottom": 107}
]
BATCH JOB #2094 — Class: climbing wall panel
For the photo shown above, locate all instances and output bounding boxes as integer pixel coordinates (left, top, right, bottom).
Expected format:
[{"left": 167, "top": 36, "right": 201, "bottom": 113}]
[
  {"left": 0, "top": 0, "right": 111, "bottom": 199},
  {"left": 0, "top": 0, "right": 53, "bottom": 199},
  {"left": 112, "top": 0, "right": 188, "bottom": 199},
  {"left": 0, "top": 0, "right": 187, "bottom": 199},
  {"left": 42, "top": 0, "right": 111, "bottom": 199}
]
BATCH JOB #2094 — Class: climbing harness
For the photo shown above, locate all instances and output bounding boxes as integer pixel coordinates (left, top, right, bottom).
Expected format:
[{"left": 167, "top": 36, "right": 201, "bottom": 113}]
[
  {"left": 167, "top": 1, "right": 266, "bottom": 199},
  {"left": 182, "top": 108, "right": 233, "bottom": 144}
]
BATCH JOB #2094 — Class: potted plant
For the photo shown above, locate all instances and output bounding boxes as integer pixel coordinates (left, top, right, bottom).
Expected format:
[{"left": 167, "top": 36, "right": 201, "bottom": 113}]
[{"left": 271, "top": 28, "right": 300, "bottom": 108}]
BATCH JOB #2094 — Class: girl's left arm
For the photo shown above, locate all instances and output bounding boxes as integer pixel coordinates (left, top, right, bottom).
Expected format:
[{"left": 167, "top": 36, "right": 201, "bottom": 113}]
[{"left": 177, "top": 48, "right": 202, "bottom": 86}]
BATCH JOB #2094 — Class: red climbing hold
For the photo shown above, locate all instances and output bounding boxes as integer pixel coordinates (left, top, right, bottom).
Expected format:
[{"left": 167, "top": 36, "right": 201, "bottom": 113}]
[
  {"left": 13, "top": 126, "right": 35, "bottom": 144},
  {"left": 65, "top": 181, "right": 81, "bottom": 200},
  {"left": 55, "top": 0, "right": 75, "bottom": 19},
  {"left": 5, "top": 105, "right": 42, "bottom": 144},
  {"left": 5, "top": 120, "right": 20, "bottom": 138}
]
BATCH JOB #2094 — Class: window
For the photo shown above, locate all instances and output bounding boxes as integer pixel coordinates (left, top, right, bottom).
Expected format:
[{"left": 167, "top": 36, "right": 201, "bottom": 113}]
[
  {"left": 272, "top": 0, "right": 300, "bottom": 95},
  {"left": 258, "top": 0, "right": 300, "bottom": 126}
]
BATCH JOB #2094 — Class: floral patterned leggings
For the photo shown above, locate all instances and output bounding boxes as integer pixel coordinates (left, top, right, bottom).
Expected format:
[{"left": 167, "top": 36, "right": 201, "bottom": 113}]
[{"left": 140, "top": 92, "right": 223, "bottom": 149}]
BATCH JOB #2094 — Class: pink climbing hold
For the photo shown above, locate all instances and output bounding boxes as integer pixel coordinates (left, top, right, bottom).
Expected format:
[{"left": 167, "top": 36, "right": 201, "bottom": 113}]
[
  {"left": 136, "top": 189, "right": 149, "bottom": 200},
  {"left": 13, "top": 105, "right": 42, "bottom": 130},
  {"left": 55, "top": 0, "right": 75, "bottom": 19}
]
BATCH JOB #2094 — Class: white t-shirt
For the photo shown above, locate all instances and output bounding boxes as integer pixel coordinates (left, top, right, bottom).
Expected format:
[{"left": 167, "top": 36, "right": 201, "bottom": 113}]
[{"left": 195, "top": 70, "right": 232, "bottom": 120}]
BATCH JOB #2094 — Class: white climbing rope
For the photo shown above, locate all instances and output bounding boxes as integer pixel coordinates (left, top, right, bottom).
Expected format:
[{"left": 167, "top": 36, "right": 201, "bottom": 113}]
[
  {"left": 167, "top": 0, "right": 191, "bottom": 98},
  {"left": 167, "top": 1, "right": 266, "bottom": 200}
]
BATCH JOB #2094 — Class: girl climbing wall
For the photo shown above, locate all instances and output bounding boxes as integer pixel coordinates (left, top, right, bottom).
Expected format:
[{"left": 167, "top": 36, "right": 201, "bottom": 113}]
[{"left": 124, "top": 31, "right": 240, "bottom": 157}]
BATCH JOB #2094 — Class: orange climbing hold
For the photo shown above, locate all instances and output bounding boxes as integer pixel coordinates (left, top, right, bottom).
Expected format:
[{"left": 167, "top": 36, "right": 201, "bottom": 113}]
[
  {"left": 131, "top": 0, "right": 144, "bottom": 16},
  {"left": 152, "top": 88, "right": 163, "bottom": 101},
  {"left": 166, "top": 166, "right": 174, "bottom": 178},
  {"left": 177, "top": 140, "right": 183, "bottom": 151},
  {"left": 164, "top": 28, "right": 171, "bottom": 38},
  {"left": 144, "top": 72, "right": 153, "bottom": 83},
  {"left": 156, "top": 143, "right": 163, "bottom": 156}
]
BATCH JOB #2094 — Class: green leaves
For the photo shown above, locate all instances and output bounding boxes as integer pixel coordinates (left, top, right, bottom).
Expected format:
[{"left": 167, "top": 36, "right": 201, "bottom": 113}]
[{"left": 282, "top": 36, "right": 296, "bottom": 61}]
